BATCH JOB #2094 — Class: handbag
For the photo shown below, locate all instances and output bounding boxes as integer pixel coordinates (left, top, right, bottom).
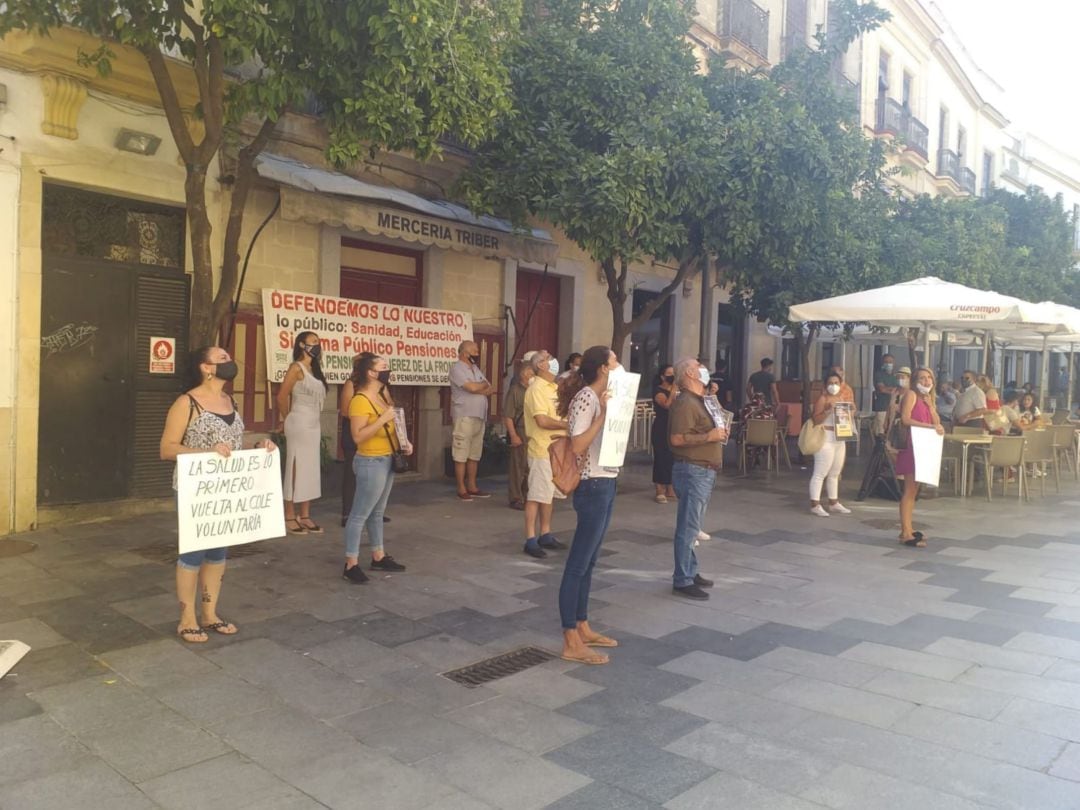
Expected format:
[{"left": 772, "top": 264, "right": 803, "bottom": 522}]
[
  {"left": 358, "top": 394, "right": 410, "bottom": 473},
  {"left": 549, "top": 435, "right": 583, "bottom": 496},
  {"left": 797, "top": 418, "right": 826, "bottom": 455},
  {"left": 888, "top": 416, "right": 909, "bottom": 451}
]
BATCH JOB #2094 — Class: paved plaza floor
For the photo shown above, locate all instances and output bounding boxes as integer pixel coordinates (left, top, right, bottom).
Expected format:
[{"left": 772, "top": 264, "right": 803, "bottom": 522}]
[{"left": 5, "top": 455, "right": 1080, "bottom": 808}]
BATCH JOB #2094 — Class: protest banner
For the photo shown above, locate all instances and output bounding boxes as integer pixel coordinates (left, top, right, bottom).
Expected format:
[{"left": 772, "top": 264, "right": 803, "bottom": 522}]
[
  {"left": 910, "top": 426, "right": 943, "bottom": 487},
  {"left": 176, "top": 448, "right": 287, "bottom": 554},
  {"left": 261, "top": 288, "right": 473, "bottom": 385},
  {"left": 598, "top": 370, "right": 642, "bottom": 468}
]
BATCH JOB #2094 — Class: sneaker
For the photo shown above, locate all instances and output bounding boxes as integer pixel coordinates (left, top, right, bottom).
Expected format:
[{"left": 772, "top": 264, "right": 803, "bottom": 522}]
[
  {"left": 370, "top": 555, "right": 406, "bottom": 572},
  {"left": 467, "top": 489, "right": 492, "bottom": 499},
  {"left": 810, "top": 505, "right": 830, "bottom": 517},
  {"left": 693, "top": 574, "right": 714, "bottom": 588},
  {"left": 696, "top": 530, "right": 710, "bottom": 542},
  {"left": 828, "top": 502, "right": 852, "bottom": 515},
  {"left": 654, "top": 494, "right": 668, "bottom": 504},
  {"left": 342, "top": 564, "right": 369, "bottom": 584},
  {"left": 457, "top": 491, "right": 474, "bottom": 502},
  {"left": 673, "top": 584, "right": 710, "bottom": 601},
  {"left": 693, "top": 539, "right": 700, "bottom": 548},
  {"left": 523, "top": 539, "right": 547, "bottom": 559},
  {"left": 509, "top": 500, "right": 525, "bottom": 511},
  {"left": 538, "top": 533, "right": 566, "bottom": 550}
]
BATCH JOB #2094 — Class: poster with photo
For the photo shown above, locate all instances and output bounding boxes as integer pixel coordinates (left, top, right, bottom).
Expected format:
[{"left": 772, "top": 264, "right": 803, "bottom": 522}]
[
  {"left": 833, "top": 402, "right": 856, "bottom": 440},
  {"left": 703, "top": 396, "right": 734, "bottom": 445}
]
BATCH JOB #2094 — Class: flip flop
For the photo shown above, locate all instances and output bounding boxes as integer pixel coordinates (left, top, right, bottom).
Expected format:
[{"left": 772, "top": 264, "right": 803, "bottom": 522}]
[
  {"left": 201, "top": 620, "right": 238, "bottom": 635},
  {"left": 900, "top": 531, "right": 926, "bottom": 548},
  {"left": 561, "top": 650, "right": 609, "bottom": 665},
  {"left": 286, "top": 519, "right": 308, "bottom": 535},
  {"left": 298, "top": 519, "right": 324, "bottom": 534},
  {"left": 583, "top": 635, "right": 619, "bottom": 648},
  {"left": 177, "top": 627, "right": 208, "bottom": 644}
]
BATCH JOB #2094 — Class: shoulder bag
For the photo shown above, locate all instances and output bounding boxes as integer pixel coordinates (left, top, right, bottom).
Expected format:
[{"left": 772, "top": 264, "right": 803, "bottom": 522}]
[
  {"left": 798, "top": 418, "right": 826, "bottom": 455},
  {"left": 358, "top": 394, "right": 410, "bottom": 474}
]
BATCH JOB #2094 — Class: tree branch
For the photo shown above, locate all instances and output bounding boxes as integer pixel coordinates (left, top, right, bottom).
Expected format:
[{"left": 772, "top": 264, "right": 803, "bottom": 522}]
[
  {"left": 141, "top": 45, "right": 195, "bottom": 160},
  {"left": 624, "top": 253, "right": 700, "bottom": 334}
]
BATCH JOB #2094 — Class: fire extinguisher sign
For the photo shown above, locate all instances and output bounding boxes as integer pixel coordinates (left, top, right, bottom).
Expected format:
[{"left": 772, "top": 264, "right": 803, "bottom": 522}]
[{"left": 150, "top": 336, "right": 176, "bottom": 374}]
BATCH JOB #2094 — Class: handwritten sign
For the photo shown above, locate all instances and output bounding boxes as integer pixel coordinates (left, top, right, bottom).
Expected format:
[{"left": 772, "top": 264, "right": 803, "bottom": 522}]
[
  {"left": 598, "top": 370, "right": 641, "bottom": 468},
  {"left": 261, "top": 288, "right": 472, "bottom": 385},
  {"left": 704, "top": 396, "right": 734, "bottom": 445},
  {"left": 176, "top": 449, "right": 286, "bottom": 554}
]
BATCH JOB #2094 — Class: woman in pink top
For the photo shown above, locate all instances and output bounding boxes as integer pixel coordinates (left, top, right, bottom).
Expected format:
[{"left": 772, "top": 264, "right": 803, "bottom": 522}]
[{"left": 895, "top": 367, "right": 944, "bottom": 548}]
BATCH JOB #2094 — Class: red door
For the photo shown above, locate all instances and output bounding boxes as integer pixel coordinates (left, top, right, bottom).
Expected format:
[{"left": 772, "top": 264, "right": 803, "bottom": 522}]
[
  {"left": 514, "top": 269, "right": 560, "bottom": 361},
  {"left": 340, "top": 239, "right": 423, "bottom": 470}
]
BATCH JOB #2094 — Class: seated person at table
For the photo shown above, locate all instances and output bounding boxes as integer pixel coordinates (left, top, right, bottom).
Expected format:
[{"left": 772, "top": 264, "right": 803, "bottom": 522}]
[
  {"left": 1018, "top": 392, "right": 1045, "bottom": 429},
  {"left": 999, "top": 391, "right": 1025, "bottom": 435},
  {"left": 953, "top": 370, "right": 989, "bottom": 429},
  {"left": 936, "top": 380, "right": 957, "bottom": 425}
]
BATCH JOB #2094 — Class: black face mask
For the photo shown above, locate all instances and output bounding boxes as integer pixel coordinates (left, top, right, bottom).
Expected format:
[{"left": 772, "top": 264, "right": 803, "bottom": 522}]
[
  {"left": 305, "top": 344, "right": 322, "bottom": 360},
  {"left": 469, "top": 354, "right": 481, "bottom": 365},
  {"left": 663, "top": 375, "right": 674, "bottom": 384},
  {"left": 214, "top": 361, "right": 238, "bottom": 381},
  {"left": 377, "top": 370, "right": 392, "bottom": 385}
]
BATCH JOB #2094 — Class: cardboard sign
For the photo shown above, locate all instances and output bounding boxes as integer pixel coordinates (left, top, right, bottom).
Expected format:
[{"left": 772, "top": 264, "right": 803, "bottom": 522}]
[
  {"left": 833, "top": 402, "right": 855, "bottom": 440},
  {"left": 911, "top": 426, "right": 943, "bottom": 487},
  {"left": 598, "top": 369, "right": 642, "bottom": 468},
  {"left": 261, "top": 288, "right": 472, "bottom": 385},
  {"left": 176, "top": 449, "right": 286, "bottom": 554},
  {"left": 149, "top": 336, "right": 176, "bottom": 374}
]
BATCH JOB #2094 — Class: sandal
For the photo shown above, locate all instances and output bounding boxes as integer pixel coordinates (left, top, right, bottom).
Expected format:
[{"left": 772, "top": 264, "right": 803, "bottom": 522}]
[
  {"left": 561, "top": 650, "right": 610, "bottom": 665},
  {"left": 899, "top": 531, "right": 927, "bottom": 548},
  {"left": 201, "top": 619, "right": 238, "bottom": 635},
  {"left": 286, "top": 518, "right": 308, "bottom": 535},
  {"left": 582, "top": 634, "right": 618, "bottom": 648},
  {"left": 298, "top": 518, "right": 323, "bottom": 534},
  {"left": 177, "top": 627, "right": 208, "bottom": 644}
]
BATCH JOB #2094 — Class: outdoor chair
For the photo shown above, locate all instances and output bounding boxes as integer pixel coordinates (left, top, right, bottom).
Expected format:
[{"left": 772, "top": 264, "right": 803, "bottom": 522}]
[
  {"left": 1022, "top": 429, "right": 1058, "bottom": 496},
  {"left": 940, "top": 440, "right": 963, "bottom": 496},
  {"left": 740, "top": 418, "right": 778, "bottom": 474},
  {"left": 1049, "top": 424, "right": 1078, "bottom": 481},
  {"left": 1052, "top": 410, "right": 1071, "bottom": 425},
  {"left": 969, "top": 436, "right": 1028, "bottom": 503},
  {"left": 950, "top": 426, "right": 985, "bottom": 436}
]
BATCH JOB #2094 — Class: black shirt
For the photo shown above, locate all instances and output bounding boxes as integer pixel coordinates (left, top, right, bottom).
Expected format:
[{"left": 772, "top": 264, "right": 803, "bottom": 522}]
[{"left": 748, "top": 370, "right": 775, "bottom": 405}]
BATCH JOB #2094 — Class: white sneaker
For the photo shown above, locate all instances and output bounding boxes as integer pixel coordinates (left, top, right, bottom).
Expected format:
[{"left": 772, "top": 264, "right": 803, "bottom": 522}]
[
  {"left": 810, "top": 505, "right": 830, "bottom": 517},
  {"left": 829, "top": 502, "right": 852, "bottom": 515},
  {"left": 693, "top": 539, "right": 700, "bottom": 547},
  {"left": 696, "top": 530, "right": 710, "bottom": 542}
]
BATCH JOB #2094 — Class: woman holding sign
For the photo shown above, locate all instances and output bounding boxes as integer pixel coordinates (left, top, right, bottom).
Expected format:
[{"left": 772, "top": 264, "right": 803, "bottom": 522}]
[
  {"left": 277, "top": 331, "right": 328, "bottom": 535},
  {"left": 342, "top": 353, "right": 412, "bottom": 583},
  {"left": 808, "top": 372, "right": 853, "bottom": 518},
  {"left": 160, "top": 347, "right": 276, "bottom": 643},
  {"left": 555, "top": 345, "right": 621, "bottom": 665},
  {"left": 895, "top": 367, "right": 944, "bottom": 548}
]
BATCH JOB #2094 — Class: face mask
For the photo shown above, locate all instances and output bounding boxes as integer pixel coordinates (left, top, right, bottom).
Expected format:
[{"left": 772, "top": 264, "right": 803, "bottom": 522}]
[
  {"left": 898, "top": 377, "right": 910, "bottom": 389},
  {"left": 916, "top": 383, "right": 932, "bottom": 394},
  {"left": 663, "top": 375, "right": 674, "bottom": 384},
  {"left": 883, "top": 363, "right": 894, "bottom": 373},
  {"left": 697, "top": 367, "right": 711, "bottom": 386},
  {"left": 213, "top": 361, "right": 238, "bottom": 381},
  {"left": 469, "top": 354, "right": 480, "bottom": 365},
  {"left": 305, "top": 344, "right": 321, "bottom": 360},
  {"left": 548, "top": 358, "right": 559, "bottom": 375},
  {"left": 377, "top": 370, "right": 391, "bottom": 385},
  {"left": 961, "top": 379, "right": 973, "bottom": 389},
  {"left": 826, "top": 384, "right": 840, "bottom": 395}
]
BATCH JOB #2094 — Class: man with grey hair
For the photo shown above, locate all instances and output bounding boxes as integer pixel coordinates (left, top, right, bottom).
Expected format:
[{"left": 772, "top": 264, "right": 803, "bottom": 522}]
[
  {"left": 668, "top": 357, "right": 727, "bottom": 600},
  {"left": 522, "top": 349, "right": 568, "bottom": 558},
  {"left": 449, "top": 340, "right": 495, "bottom": 500}
]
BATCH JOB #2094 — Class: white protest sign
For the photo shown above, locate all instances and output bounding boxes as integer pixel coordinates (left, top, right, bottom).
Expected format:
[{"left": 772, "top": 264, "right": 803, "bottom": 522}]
[
  {"left": 598, "top": 370, "right": 642, "bottom": 468},
  {"left": 261, "top": 288, "right": 472, "bottom": 385},
  {"left": 176, "top": 449, "right": 286, "bottom": 554},
  {"left": 910, "top": 426, "right": 943, "bottom": 487}
]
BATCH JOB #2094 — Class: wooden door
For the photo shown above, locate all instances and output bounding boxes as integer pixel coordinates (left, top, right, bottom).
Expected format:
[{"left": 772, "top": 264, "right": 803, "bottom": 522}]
[{"left": 514, "top": 269, "right": 560, "bottom": 361}]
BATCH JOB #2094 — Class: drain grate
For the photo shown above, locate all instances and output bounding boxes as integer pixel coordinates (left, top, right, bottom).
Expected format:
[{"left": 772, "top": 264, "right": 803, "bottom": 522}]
[{"left": 441, "top": 646, "right": 556, "bottom": 688}]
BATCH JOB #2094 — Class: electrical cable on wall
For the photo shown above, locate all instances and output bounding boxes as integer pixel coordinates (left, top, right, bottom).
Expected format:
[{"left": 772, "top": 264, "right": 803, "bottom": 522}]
[{"left": 224, "top": 192, "right": 281, "bottom": 347}]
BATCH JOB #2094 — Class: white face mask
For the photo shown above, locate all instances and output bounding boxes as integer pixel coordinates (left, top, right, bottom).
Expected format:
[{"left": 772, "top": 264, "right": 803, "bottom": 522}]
[
  {"left": 697, "top": 367, "right": 711, "bottom": 386},
  {"left": 826, "top": 384, "right": 840, "bottom": 395},
  {"left": 916, "top": 383, "right": 932, "bottom": 394},
  {"left": 548, "top": 358, "right": 559, "bottom": 375},
  {"left": 898, "top": 377, "right": 910, "bottom": 389}
]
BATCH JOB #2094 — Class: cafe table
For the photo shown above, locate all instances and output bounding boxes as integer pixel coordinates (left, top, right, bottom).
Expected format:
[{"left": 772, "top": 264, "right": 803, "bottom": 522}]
[{"left": 942, "top": 434, "right": 992, "bottom": 497}]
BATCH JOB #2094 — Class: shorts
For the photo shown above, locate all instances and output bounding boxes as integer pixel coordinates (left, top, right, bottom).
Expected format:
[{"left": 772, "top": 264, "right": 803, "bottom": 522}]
[
  {"left": 527, "top": 456, "right": 566, "bottom": 504},
  {"left": 452, "top": 416, "right": 485, "bottom": 463}
]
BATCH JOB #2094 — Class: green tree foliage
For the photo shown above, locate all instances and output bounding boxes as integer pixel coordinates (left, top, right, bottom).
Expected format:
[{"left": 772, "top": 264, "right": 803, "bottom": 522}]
[
  {"left": 460, "top": 0, "right": 718, "bottom": 352},
  {"left": 1, "top": 0, "right": 519, "bottom": 344}
]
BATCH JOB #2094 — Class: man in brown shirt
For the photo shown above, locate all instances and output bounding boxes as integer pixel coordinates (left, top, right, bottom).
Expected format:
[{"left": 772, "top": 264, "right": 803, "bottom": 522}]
[
  {"left": 669, "top": 357, "right": 728, "bottom": 600},
  {"left": 502, "top": 358, "right": 534, "bottom": 510}
]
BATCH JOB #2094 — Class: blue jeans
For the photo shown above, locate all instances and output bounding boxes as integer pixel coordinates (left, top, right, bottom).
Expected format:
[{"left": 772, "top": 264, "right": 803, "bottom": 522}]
[
  {"left": 558, "top": 477, "right": 617, "bottom": 629},
  {"left": 177, "top": 547, "right": 227, "bottom": 571},
  {"left": 672, "top": 461, "right": 714, "bottom": 587},
  {"left": 345, "top": 455, "right": 394, "bottom": 558}
]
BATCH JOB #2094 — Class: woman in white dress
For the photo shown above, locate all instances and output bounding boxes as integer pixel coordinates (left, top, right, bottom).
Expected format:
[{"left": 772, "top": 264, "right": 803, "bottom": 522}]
[{"left": 277, "top": 331, "right": 328, "bottom": 534}]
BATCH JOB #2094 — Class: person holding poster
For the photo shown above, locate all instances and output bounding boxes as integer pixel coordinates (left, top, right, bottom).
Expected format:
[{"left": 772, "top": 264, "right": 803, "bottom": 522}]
[
  {"left": 159, "top": 347, "right": 276, "bottom": 643},
  {"left": 808, "top": 372, "right": 853, "bottom": 518},
  {"left": 556, "top": 346, "right": 621, "bottom": 665},
  {"left": 895, "top": 368, "right": 944, "bottom": 548},
  {"left": 668, "top": 358, "right": 727, "bottom": 601},
  {"left": 342, "top": 353, "right": 412, "bottom": 583},
  {"left": 276, "top": 332, "right": 328, "bottom": 534}
]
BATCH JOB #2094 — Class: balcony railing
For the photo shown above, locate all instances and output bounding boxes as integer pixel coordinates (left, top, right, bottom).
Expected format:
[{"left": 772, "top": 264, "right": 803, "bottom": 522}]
[
  {"left": 721, "top": 0, "right": 770, "bottom": 60},
  {"left": 937, "top": 149, "right": 960, "bottom": 180},
  {"left": 874, "top": 98, "right": 929, "bottom": 159},
  {"left": 829, "top": 69, "right": 860, "bottom": 115},
  {"left": 959, "top": 166, "right": 977, "bottom": 196}
]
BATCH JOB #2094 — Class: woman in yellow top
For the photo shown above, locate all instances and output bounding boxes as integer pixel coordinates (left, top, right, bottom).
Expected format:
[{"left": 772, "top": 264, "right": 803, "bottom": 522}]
[{"left": 342, "top": 352, "right": 413, "bottom": 583}]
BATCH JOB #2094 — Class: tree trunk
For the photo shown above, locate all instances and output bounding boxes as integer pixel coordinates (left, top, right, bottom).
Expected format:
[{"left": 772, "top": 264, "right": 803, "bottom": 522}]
[
  {"left": 794, "top": 323, "right": 818, "bottom": 421},
  {"left": 185, "top": 166, "right": 215, "bottom": 347},
  {"left": 605, "top": 253, "right": 702, "bottom": 355}
]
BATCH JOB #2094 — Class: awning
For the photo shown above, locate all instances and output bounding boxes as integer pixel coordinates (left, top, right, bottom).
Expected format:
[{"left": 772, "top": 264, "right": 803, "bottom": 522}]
[{"left": 256, "top": 153, "right": 559, "bottom": 265}]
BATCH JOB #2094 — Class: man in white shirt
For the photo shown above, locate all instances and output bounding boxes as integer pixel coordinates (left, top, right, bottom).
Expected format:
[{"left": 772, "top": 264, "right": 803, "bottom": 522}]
[{"left": 953, "top": 369, "right": 989, "bottom": 428}]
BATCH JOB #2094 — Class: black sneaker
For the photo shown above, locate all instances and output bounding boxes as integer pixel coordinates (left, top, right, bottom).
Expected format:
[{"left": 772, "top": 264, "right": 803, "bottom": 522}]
[
  {"left": 673, "top": 584, "right": 710, "bottom": 601},
  {"left": 538, "top": 534, "right": 566, "bottom": 550},
  {"left": 694, "top": 574, "right": 714, "bottom": 588},
  {"left": 343, "top": 564, "right": 369, "bottom": 584},
  {"left": 371, "top": 555, "right": 406, "bottom": 572},
  {"left": 523, "top": 541, "right": 547, "bottom": 559}
]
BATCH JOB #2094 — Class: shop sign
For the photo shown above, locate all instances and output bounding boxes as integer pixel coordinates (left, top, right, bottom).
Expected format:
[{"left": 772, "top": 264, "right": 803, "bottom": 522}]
[{"left": 261, "top": 288, "right": 473, "bottom": 385}]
